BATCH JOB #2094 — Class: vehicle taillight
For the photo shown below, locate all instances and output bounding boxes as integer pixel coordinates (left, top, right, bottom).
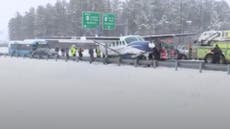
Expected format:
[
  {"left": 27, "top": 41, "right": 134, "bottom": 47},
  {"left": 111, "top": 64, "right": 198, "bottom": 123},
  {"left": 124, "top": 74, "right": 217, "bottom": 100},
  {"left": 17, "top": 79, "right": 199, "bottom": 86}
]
[{"left": 161, "top": 48, "right": 168, "bottom": 60}]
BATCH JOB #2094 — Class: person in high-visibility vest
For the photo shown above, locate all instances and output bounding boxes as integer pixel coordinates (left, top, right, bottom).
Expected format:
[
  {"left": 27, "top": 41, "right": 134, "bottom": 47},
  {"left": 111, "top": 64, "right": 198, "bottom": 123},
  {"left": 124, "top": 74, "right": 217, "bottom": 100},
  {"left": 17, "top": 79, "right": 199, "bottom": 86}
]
[
  {"left": 70, "top": 45, "right": 77, "bottom": 57},
  {"left": 96, "top": 48, "right": 101, "bottom": 58}
]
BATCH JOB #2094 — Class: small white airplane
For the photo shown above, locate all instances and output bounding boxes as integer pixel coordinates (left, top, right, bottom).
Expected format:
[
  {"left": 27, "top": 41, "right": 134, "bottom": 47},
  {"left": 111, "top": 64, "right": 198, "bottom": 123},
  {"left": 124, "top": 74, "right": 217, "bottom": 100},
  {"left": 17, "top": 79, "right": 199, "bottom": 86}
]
[{"left": 92, "top": 35, "right": 153, "bottom": 58}]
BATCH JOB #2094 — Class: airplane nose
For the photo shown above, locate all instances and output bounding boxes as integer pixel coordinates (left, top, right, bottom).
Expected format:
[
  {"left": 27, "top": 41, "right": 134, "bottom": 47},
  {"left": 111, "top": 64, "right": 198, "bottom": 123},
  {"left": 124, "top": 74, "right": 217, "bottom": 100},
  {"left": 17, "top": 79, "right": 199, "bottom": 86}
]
[{"left": 128, "top": 41, "right": 152, "bottom": 51}]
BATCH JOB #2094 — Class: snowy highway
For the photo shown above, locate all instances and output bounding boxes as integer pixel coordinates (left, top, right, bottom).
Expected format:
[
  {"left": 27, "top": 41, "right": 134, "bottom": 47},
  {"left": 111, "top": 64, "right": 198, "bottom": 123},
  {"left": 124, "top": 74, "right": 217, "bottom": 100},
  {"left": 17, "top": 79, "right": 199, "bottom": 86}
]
[{"left": 0, "top": 57, "right": 230, "bottom": 129}]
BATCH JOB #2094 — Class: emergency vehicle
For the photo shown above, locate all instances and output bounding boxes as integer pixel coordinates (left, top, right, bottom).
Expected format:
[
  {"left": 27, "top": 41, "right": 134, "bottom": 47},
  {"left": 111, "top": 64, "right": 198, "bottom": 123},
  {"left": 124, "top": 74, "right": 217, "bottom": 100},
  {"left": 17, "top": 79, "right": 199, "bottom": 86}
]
[{"left": 192, "top": 30, "right": 230, "bottom": 64}]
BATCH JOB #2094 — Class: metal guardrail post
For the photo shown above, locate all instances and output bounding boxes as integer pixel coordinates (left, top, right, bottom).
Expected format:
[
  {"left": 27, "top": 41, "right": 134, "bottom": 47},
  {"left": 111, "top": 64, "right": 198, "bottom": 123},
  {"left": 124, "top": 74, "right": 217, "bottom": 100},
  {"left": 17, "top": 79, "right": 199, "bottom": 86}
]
[
  {"left": 78, "top": 56, "right": 81, "bottom": 62},
  {"left": 103, "top": 57, "right": 108, "bottom": 64},
  {"left": 90, "top": 57, "right": 94, "bottom": 64},
  {"left": 76, "top": 56, "right": 79, "bottom": 62},
  {"left": 65, "top": 56, "right": 68, "bottom": 62},
  {"left": 199, "top": 62, "right": 204, "bottom": 73},
  {"left": 118, "top": 56, "right": 121, "bottom": 66},
  {"left": 55, "top": 55, "right": 58, "bottom": 61},
  {"left": 227, "top": 65, "right": 230, "bottom": 75},
  {"left": 134, "top": 59, "right": 139, "bottom": 67},
  {"left": 151, "top": 59, "right": 154, "bottom": 68},
  {"left": 73, "top": 56, "right": 77, "bottom": 62},
  {"left": 153, "top": 60, "right": 157, "bottom": 68},
  {"left": 175, "top": 60, "right": 178, "bottom": 71}
]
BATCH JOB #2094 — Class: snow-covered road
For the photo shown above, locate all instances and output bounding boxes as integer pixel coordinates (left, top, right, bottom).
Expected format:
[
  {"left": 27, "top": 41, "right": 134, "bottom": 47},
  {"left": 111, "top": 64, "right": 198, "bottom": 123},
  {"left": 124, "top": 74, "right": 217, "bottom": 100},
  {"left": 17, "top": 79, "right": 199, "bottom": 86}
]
[{"left": 0, "top": 57, "right": 230, "bottom": 129}]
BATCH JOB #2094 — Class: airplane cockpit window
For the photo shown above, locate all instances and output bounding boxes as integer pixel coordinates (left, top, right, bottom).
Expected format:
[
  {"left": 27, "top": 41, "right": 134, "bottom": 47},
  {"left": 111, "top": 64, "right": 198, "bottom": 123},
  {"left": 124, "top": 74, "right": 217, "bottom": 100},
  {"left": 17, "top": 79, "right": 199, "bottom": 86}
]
[
  {"left": 125, "top": 37, "right": 139, "bottom": 44},
  {"left": 125, "top": 36, "right": 144, "bottom": 44},
  {"left": 137, "top": 36, "right": 145, "bottom": 41}
]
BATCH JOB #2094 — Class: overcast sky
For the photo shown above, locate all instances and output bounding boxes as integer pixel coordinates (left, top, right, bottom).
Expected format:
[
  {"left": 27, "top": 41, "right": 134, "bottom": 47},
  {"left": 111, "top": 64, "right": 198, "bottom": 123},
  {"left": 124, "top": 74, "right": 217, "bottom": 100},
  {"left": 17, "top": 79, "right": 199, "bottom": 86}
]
[{"left": 0, "top": 0, "right": 58, "bottom": 40}]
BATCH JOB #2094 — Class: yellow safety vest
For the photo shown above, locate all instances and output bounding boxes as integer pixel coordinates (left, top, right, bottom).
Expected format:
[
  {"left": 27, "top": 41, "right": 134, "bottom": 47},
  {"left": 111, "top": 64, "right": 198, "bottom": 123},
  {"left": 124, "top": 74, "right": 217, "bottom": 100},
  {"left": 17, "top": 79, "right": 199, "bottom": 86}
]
[{"left": 70, "top": 47, "right": 76, "bottom": 56}]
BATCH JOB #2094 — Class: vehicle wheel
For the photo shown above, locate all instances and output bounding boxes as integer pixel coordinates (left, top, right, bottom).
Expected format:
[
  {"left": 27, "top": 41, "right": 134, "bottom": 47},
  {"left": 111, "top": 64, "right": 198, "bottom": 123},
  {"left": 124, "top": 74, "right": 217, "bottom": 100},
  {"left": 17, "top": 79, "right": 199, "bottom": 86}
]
[
  {"left": 148, "top": 54, "right": 153, "bottom": 60},
  {"left": 31, "top": 54, "right": 36, "bottom": 58},
  {"left": 180, "top": 55, "right": 187, "bottom": 60},
  {"left": 33, "top": 54, "right": 39, "bottom": 59},
  {"left": 220, "top": 55, "right": 226, "bottom": 64},
  {"left": 137, "top": 55, "right": 145, "bottom": 60},
  {"left": 177, "top": 54, "right": 187, "bottom": 60},
  {"left": 205, "top": 54, "right": 213, "bottom": 63}
]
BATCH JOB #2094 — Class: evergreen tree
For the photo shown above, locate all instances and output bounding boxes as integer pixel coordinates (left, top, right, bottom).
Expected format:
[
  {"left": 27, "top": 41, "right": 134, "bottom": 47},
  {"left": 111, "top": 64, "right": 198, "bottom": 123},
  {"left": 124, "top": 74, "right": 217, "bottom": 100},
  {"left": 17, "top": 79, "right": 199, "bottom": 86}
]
[
  {"left": 22, "top": 8, "right": 35, "bottom": 39},
  {"left": 8, "top": 0, "right": 230, "bottom": 40}
]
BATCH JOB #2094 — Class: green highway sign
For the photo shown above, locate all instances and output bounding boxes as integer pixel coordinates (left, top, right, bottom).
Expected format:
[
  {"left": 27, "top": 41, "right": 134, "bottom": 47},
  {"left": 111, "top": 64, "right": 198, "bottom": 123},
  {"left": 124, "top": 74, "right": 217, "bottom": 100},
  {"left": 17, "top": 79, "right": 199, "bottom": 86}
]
[
  {"left": 82, "top": 12, "right": 100, "bottom": 29},
  {"left": 103, "top": 13, "right": 116, "bottom": 30}
]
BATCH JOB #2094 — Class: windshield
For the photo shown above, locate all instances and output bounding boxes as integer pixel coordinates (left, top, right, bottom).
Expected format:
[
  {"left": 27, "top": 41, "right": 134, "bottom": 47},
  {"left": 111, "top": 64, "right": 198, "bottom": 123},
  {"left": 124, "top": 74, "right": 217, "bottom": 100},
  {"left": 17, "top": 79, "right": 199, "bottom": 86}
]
[{"left": 125, "top": 36, "right": 144, "bottom": 44}]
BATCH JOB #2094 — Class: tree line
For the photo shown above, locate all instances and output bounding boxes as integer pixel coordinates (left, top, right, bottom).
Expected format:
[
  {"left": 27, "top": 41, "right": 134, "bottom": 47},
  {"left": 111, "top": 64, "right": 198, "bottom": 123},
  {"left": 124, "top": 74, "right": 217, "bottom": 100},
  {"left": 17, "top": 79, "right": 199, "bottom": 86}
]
[{"left": 8, "top": 0, "right": 230, "bottom": 40}]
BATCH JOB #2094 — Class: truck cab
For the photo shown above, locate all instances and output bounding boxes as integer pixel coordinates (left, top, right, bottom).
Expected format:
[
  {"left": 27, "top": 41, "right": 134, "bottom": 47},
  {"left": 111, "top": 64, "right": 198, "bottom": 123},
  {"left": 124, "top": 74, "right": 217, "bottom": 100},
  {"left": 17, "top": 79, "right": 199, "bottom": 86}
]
[{"left": 193, "top": 30, "right": 230, "bottom": 64}]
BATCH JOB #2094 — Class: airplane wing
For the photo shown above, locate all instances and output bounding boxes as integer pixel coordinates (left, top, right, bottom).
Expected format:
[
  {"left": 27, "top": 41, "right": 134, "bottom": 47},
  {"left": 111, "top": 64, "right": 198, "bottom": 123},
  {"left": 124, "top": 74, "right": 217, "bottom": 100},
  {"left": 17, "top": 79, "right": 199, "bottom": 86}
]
[
  {"left": 82, "top": 36, "right": 120, "bottom": 41},
  {"left": 44, "top": 36, "right": 121, "bottom": 55},
  {"left": 46, "top": 39, "right": 98, "bottom": 49},
  {"left": 93, "top": 40, "right": 121, "bottom": 55},
  {"left": 41, "top": 36, "right": 120, "bottom": 41},
  {"left": 46, "top": 39, "right": 121, "bottom": 55},
  {"left": 42, "top": 33, "right": 196, "bottom": 41},
  {"left": 143, "top": 33, "right": 197, "bottom": 40}
]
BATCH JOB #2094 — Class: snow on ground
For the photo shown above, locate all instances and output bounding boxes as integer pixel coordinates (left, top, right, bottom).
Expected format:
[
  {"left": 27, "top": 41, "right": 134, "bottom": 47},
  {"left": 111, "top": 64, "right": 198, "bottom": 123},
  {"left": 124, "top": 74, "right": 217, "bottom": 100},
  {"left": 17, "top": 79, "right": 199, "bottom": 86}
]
[{"left": 0, "top": 57, "right": 230, "bottom": 129}]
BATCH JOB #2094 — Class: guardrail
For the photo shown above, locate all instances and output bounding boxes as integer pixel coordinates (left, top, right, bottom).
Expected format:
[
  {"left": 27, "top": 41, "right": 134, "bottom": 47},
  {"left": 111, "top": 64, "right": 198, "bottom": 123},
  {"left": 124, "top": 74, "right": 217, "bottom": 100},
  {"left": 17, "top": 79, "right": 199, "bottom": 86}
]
[
  {"left": 1, "top": 53, "right": 230, "bottom": 75},
  {"left": 106, "top": 57, "right": 230, "bottom": 74}
]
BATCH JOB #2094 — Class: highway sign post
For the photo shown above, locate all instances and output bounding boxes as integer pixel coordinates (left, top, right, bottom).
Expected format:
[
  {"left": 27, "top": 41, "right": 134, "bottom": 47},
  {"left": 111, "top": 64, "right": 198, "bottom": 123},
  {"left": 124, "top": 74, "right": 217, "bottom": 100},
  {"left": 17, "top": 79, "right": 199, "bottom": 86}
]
[
  {"left": 82, "top": 12, "right": 100, "bottom": 29},
  {"left": 103, "top": 13, "right": 116, "bottom": 30}
]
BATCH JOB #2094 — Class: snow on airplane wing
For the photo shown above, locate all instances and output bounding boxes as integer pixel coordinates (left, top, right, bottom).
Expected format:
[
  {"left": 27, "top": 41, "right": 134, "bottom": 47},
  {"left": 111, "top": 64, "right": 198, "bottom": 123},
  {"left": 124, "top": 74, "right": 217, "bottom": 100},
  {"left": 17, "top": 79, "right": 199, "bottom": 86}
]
[
  {"left": 46, "top": 39, "right": 98, "bottom": 49},
  {"left": 82, "top": 36, "right": 120, "bottom": 41},
  {"left": 143, "top": 33, "right": 197, "bottom": 40},
  {"left": 41, "top": 36, "right": 120, "bottom": 41}
]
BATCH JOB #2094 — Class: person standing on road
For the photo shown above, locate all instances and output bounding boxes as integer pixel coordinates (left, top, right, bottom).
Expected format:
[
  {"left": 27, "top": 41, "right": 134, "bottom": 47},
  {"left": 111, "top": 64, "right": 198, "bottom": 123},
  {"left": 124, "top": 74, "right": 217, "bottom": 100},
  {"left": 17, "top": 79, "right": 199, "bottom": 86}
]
[
  {"left": 65, "top": 48, "right": 69, "bottom": 59},
  {"left": 70, "top": 45, "right": 77, "bottom": 57},
  {"left": 61, "top": 48, "right": 65, "bottom": 57},
  {"left": 78, "top": 48, "right": 83, "bottom": 60},
  {"left": 89, "top": 48, "right": 94, "bottom": 63},
  {"left": 211, "top": 44, "right": 222, "bottom": 64},
  {"left": 96, "top": 48, "right": 101, "bottom": 58},
  {"left": 151, "top": 45, "right": 160, "bottom": 60},
  {"left": 55, "top": 47, "right": 59, "bottom": 58}
]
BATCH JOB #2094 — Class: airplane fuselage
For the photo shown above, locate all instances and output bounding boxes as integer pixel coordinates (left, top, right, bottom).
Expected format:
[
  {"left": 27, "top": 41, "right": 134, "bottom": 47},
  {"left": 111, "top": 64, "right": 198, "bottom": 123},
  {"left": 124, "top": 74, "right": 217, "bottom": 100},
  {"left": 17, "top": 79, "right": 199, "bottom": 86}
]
[{"left": 99, "top": 35, "right": 152, "bottom": 58}]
